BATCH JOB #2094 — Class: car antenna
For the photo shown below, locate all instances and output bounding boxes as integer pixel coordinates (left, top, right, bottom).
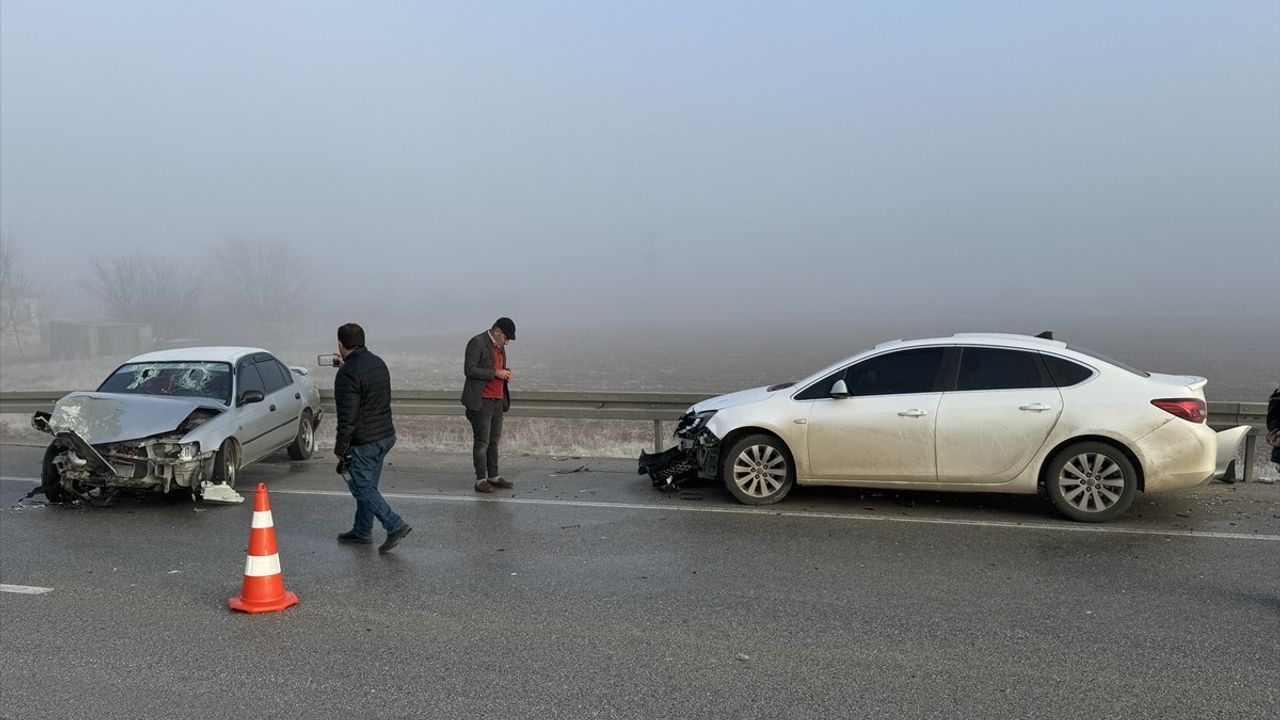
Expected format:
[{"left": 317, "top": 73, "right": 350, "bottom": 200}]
[{"left": 1035, "top": 330, "right": 1054, "bottom": 340}]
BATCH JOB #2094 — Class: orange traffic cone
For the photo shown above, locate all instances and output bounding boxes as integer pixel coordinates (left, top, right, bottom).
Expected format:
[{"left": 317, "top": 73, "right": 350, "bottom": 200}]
[{"left": 229, "top": 483, "right": 299, "bottom": 614}]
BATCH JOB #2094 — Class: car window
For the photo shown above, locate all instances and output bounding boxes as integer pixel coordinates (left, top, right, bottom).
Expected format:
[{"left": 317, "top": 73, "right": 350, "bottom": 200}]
[
  {"left": 845, "top": 348, "right": 948, "bottom": 397},
  {"left": 97, "top": 362, "right": 233, "bottom": 404},
  {"left": 956, "top": 347, "right": 1047, "bottom": 391},
  {"left": 795, "top": 368, "right": 847, "bottom": 400},
  {"left": 237, "top": 362, "right": 266, "bottom": 399},
  {"left": 1065, "top": 344, "right": 1148, "bottom": 377},
  {"left": 1041, "top": 354, "right": 1094, "bottom": 387},
  {"left": 273, "top": 360, "right": 295, "bottom": 388},
  {"left": 255, "top": 359, "right": 289, "bottom": 394}
]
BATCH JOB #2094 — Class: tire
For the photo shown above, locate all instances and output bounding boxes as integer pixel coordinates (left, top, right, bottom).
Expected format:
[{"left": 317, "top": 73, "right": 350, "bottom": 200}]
[
  {"left": 1044, "top": 441, "right": 1137, "bottom": 522},
  {"left": 287, "top": 410, "right": 316, "bottom": 461},
  {"left": 40, "top": 443, "right": 73, "bottom": 503},
  {"left": 212, "top": 441, "right": 239, "bottom": 489},
  {"left": 721, "top": 433, "right": 795, "bottom": 505}
]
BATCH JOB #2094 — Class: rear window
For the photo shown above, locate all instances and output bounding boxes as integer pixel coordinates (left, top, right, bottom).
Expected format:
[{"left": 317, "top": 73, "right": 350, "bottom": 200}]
[
  {"left": 1066, "top": 345, "right": 1148, "bottom": 377},
  {"left": 255, "top": 359, "right": 290, "bottom": 394},
  {"left": 956, "top": 348, "right": 1047, "bottom": 391},
  {"left": 1041, "top": 354, "right": 1095, "bottom": 387}
]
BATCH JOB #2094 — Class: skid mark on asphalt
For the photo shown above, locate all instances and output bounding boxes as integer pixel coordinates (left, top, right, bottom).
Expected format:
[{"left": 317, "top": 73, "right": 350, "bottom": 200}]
[{"left": 5, "top": 475, "right": 1278, "bottom": 542}]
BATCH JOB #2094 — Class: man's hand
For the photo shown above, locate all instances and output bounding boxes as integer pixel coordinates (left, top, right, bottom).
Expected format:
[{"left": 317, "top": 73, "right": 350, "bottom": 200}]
[
  {"left": 335, "top": 453, "right": 351, "bottom": 475},
  {"left": 499, "top": 369, "right": 514, "bottom": 381}
]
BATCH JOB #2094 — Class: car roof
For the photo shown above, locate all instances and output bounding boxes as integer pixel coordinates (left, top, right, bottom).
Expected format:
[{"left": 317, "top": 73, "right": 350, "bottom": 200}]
[
  {"left": 793, "top": 332, "right": 1088, "bottom": 393},
  {"left": 875, "top": 333, "right": 1069, "bottom": 352},
  {"left": 123, "top": 347, "right": 271, "bottom": 365}
]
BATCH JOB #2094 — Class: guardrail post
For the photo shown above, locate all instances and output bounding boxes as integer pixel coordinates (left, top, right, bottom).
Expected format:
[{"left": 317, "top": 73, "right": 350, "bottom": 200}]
[
  {"left": 1242, "top": 431, "right": 1257, "bottom": 483},
  {"left": 652, "top": 420, "right": 663, "bottom": 453}
]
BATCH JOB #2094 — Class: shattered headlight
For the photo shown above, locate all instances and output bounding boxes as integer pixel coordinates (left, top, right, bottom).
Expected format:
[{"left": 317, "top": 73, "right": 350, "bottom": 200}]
[
  {"left": 676, "top": 409, "right": 718, "bottom": 436},
  {"left": 162, "top": 442, "right": 201, "bottom": 461}
]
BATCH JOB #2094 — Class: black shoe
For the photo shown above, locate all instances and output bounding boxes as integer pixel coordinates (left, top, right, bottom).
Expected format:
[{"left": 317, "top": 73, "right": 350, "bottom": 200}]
[
  {"left": 488, "top": 476, "right": 513, "bottom": 489},
  {"left": 337, "top": 531, "right": 372, "bottom": 545},
  {"left": 379, "top": 525, "right": 412, "bottom": 554},
  {"left": 474, "top": 479, "right": 495, "bottom": 493}
]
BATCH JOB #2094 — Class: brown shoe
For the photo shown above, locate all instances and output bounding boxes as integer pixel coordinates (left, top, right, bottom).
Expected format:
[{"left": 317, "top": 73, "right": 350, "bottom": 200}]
[
  {"left": 474, "top": 479, "right": 495, "bottom": 493},
  {"left": 488, "top": 477, "right": 513, "bottom": 489}
]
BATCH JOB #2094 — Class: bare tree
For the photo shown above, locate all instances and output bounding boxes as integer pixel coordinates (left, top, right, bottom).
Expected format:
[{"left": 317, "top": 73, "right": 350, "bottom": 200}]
[
  {"left": 208, "top": 235, "right": 314, "bottom": 332},
  {"left": 84, "top": 255, "right": 205, "bottom": 342},
  {"left": 0, "top": 233, "right": 35, "bottom": 358}
]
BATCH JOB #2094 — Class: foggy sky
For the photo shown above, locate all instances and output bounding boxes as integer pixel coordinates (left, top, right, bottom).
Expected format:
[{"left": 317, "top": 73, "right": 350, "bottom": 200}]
[{"left": 2, "top": 1, "right": 1278, "bottom": 339}]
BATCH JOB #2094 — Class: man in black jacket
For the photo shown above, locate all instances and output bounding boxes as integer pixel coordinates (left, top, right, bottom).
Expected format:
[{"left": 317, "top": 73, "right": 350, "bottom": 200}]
[
  {"left": 1268, "top": 387, "right": 1280, "bottom": 471},
  {"left": 460, "top": 317, "right": 515, "bottom": 493},
  {"left": 333, "top": 323, "right": 411, "bottom": 554}
]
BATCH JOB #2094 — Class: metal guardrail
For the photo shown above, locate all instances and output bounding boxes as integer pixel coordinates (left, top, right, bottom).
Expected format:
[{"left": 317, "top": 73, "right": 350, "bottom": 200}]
[{"left": 0, "top": 391, "right": 1270, "bottom": 479}]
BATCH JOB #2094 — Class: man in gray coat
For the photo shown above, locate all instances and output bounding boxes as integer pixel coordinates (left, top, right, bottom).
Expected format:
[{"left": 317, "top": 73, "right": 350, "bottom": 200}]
[{"left": 461, "top": 317, "right": 515, "bottom": 493}]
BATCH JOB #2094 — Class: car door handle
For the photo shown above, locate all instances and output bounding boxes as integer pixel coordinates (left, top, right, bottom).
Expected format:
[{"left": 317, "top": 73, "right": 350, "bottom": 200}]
[
  {"left": 898, "top": 409, "right": 928, "bottom": 417},
  {"left": 269, "top": 404, "right": 277, "bottom": 412},
  {"left": 1020, "top": 403, "right": 1053, "bottom": 412}
]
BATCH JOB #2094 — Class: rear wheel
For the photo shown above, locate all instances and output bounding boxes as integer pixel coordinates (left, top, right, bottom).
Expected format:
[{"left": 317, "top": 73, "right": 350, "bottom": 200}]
[
  {"left": 1044, "top": 441, "right": 1137, "bottom": 522},
  {"left": 40, "top": 443, "right": 73, "bottom": 503},
  {"left": 287, "top": 410, "right": 316, "bottom": 460},
  {"left": 721, "top": 434, "right": 795, "bottom": 505}
]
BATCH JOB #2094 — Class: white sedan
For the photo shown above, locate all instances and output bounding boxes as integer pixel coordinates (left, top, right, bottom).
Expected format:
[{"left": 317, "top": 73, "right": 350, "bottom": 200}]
[{"left": 641, "top": 333, "right": 1249, "bottom": 522}]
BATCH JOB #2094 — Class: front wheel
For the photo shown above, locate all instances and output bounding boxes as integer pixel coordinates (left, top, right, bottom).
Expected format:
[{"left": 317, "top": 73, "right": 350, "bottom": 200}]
[
  {"left": 212, "top": 441, "right": 239, "bottom": 489},
  {"left": 721, "top": 434, "right": 795, "bottom": 505},
  {"left": 1044, "top": 441, "right": 1137, "bottom": 522},
  {"left": 41, "top": 443, "right": 73, "bottom": 503}
]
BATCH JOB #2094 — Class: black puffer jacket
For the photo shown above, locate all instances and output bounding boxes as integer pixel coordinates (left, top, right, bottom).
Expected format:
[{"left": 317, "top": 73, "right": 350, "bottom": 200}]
[
  {"left": 334, "top": 348, "right": 395, "bottom": 456},
  {"left": 1268, "top": 387, "right": 1279, "bottom": 464}
]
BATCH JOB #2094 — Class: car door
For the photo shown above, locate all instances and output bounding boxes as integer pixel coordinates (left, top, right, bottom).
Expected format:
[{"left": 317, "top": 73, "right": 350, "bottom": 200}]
[
  {"left": 255, "top": 356, "right": 303, "bottom": 450},
  {"left": 934, "top": 346, "right": 1063, "bottom": 484},
  {"left": 234, "top": 360, "right": 276, "bottom": 463},
  {"left": 804, "top": 347, "right": 948, "bottom": 482}
]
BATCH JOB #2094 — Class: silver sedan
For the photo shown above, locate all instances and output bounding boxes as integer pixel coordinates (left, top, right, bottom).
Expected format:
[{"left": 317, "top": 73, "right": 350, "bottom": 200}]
[{"left": 32, "top": 347, "right": 322, "bottom": 504}]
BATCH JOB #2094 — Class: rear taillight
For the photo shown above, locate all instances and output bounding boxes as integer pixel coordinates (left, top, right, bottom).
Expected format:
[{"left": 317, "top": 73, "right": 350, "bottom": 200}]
[{"left": 1152, "top": 398, "right": 1207, "bottom": 423}]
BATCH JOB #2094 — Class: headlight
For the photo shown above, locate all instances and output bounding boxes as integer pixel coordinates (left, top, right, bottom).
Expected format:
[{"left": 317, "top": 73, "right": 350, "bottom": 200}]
[
  {"left": 177, "top": 442, "right": 200, "bottom": 461},
  {"left": 678, "top": 409, "right": 718, "bottom": 434}
]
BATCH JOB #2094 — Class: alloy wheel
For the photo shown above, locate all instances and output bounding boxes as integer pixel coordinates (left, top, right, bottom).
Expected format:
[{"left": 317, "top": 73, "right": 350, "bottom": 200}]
[
  {"left": 1056, "top": 452, "right": 1126, "bottom": 513},
  {"left": 732, "top": 444, "right": 788, "bottom": 499}
]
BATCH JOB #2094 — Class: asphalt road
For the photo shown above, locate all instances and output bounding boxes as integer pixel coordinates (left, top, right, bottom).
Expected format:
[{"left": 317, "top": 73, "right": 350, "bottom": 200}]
[{"left": 1, "top": 443, "right": 1278, "bottom": 720}]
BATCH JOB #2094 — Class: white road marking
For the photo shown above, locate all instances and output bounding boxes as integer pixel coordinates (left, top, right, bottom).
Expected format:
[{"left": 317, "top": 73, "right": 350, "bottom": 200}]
[
  {"left": 266, "top": 488, "right": 1280, "bottom": 543},
  {"left": 5, "top": 474, "right": 1277, "bottom": 542},
  {"left": 0, "top": 584, "right": 53, "bottom": 595}
]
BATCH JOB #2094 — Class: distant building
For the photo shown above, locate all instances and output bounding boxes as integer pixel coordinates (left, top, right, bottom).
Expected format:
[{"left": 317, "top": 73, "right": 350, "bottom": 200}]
[{"left": 45, "top": 320, "right": 153, "bottom": 360}]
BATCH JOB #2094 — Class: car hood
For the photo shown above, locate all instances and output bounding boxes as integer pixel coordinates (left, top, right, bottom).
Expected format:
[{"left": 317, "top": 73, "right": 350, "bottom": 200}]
[
  {"left": 47, "top": 392, "right": 225, "bottom": 445},
  {"left": 692, "top": 385, "right": 779, "bottom": 413}
]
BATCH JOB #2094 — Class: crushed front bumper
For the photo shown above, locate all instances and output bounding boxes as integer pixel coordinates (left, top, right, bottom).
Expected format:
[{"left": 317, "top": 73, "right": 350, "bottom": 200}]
[
  {"left": 43, "top": 427, "right": 215, "bottom": 495},
  {"left": 637, "top": 412, "right": 721, "bottom": 490}
]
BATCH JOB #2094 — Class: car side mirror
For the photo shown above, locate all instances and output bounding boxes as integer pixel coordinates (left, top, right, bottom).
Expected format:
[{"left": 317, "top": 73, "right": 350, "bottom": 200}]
[
  {"left": 239, "top": 390, "right": 266, "bottom": 407},
  {"left": 830, "top": 380, "right": 851, "bottom": 399}
]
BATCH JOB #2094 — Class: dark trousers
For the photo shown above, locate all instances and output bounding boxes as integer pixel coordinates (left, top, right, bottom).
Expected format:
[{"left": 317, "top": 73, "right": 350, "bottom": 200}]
[
  {"left": 344, "top": 435, "right": 405, "bottom": 537},
  {"left": 466, "top": 398, "right": 505, "bottom": 480}
]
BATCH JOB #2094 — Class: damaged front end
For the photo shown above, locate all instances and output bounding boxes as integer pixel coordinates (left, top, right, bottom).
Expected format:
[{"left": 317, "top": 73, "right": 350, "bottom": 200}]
[
  {"left": 638, "top": 410, "right": 721, "bottom": 491},
  {"left": 32, "top": 393, "right": 222, "bottom": 503}
]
